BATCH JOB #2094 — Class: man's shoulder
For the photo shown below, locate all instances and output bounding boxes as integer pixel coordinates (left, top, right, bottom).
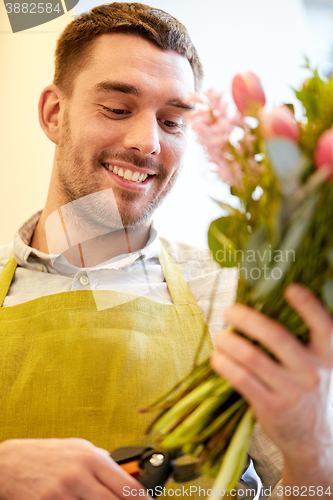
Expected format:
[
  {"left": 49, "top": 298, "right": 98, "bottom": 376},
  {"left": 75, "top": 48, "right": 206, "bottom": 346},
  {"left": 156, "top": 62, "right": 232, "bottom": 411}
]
[
  {"left": 159, "top": 237, "right": 217, "bottom": 265},
  {"left": 159, "top": 236, "right": 238, "bottom": 285},
  {"left": 0, "top": 242, "right": 14, "bottom": 269},
  {"left": 159, "top": 237, "right": 238, "bottom": 339}
]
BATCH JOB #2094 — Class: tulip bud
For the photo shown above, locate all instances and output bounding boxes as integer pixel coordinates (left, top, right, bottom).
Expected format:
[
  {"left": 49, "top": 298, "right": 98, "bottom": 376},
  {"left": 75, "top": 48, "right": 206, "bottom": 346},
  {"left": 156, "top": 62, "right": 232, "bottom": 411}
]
[
  {"left": 232, "top": 72, "right": 266, "bottom": 116},
  {"left": 259, "top": 106, "right": 299, "bottom": 143},
  {"left": 314, "top": 127, "right": 333, "bottom": 177}
]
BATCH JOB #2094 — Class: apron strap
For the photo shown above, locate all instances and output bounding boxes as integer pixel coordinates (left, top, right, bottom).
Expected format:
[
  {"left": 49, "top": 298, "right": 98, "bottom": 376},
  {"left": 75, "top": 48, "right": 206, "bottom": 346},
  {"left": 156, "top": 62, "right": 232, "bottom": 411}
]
[
  {"left": 0, "top": 255, "right": 18, "bottom": 307},
  {"left": 159, "top": 242, "right": 198, "bottom": 306},
  {"left": 0, "top": 246, "right": 200, "bottom": 308}
]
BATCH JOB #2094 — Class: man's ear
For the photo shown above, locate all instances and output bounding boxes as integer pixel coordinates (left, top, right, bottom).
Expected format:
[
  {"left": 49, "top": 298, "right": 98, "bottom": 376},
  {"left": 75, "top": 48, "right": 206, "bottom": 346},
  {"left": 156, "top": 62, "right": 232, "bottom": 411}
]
[{"left": 38, "top": 84, "right": 64, "bottom": 145}]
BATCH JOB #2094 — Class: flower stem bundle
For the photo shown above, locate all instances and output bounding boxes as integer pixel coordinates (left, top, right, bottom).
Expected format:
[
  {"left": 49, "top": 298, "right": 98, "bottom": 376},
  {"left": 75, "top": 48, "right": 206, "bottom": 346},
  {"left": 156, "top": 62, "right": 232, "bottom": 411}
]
[{"left": 142, "top": 65, "right": 333, "bottom": 495}]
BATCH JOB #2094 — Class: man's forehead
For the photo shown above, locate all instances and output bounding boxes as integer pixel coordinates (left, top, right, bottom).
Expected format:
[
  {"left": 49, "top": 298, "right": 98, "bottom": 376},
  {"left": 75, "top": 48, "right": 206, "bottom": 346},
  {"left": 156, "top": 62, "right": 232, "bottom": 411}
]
[{"left": 77, "top": 32, "right": 195, "bottom": 95}]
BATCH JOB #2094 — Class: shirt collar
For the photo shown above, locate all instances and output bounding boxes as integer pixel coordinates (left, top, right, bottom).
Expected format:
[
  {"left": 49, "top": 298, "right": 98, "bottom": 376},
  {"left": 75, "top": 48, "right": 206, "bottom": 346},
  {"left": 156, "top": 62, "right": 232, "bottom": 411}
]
[{"left": 13, "top": 210, "right": 161, "bottom": 275}]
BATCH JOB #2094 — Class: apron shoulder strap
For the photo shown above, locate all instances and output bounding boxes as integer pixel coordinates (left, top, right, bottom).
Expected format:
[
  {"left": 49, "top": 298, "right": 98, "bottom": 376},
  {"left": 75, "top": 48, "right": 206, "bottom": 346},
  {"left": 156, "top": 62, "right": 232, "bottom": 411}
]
[
  {"left": 0, "top": 255, "right": 18, "bottom": 307},
  {"left": 158, "top": 242, "right": 198, "bottom": 306}
]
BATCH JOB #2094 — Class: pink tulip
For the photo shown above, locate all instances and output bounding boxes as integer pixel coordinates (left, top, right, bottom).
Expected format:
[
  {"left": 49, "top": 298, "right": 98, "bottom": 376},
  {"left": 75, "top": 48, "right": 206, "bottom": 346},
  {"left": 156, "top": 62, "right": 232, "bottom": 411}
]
[
  {"left": 232, "top": 72, "right": 266, "bottom": 116},
  {"left": 259, "top": 106, "right": 299, "bottom": 143},
  {"left": 314, "top": 127, "right": 333, "bottom": 177}
]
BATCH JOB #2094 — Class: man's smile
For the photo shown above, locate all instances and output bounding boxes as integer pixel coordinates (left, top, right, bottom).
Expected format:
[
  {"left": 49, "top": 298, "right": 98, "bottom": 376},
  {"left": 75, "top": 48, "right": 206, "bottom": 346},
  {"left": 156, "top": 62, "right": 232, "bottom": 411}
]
[
  {"left": 102, "top": 161, "right": 156, "bottom": 192},
  {"left": 105, "top": 164, "right": 148, "bottom": 182}
]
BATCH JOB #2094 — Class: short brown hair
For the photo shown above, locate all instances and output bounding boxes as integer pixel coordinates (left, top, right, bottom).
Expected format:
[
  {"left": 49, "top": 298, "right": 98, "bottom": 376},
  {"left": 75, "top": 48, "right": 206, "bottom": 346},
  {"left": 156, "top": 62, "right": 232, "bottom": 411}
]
[{"left": 54, "top": 2, "right": 203, "bottom": 95}]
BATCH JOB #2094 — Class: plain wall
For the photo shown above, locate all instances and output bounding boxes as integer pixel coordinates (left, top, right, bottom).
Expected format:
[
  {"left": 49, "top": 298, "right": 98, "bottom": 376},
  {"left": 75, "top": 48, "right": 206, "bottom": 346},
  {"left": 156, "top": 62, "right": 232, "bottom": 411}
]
[
  {"left": 0, "top": 6, "right": 75, "bottom": 245},
  {"left": 0, "top": 0, "right": 319, "bottom": 247}
]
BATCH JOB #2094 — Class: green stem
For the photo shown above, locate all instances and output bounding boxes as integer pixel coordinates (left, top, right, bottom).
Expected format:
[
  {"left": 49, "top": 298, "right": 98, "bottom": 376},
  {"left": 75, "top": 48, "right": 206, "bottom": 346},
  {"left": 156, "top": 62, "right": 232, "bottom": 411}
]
[
  {"left": 188, "top": 398, "right": 245, "bottom": 445},
  {"left": 142, "top": 359, "right": 210, "bottom": 412},
  {"left": 153, "top": 375, "right": 222, "bottom": 434},
  {"left": 161, "top": 383, "right": 233, "bottom": 448},
  {"left": 210, "top": 408, "right": 255, "bottom": 497}
]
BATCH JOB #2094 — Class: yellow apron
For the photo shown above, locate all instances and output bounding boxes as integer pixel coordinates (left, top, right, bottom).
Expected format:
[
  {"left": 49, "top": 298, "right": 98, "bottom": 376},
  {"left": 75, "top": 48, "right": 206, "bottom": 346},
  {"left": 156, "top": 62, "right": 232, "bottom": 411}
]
[{"left": 0, "top": 242, "right": 215, "bottom": 497}]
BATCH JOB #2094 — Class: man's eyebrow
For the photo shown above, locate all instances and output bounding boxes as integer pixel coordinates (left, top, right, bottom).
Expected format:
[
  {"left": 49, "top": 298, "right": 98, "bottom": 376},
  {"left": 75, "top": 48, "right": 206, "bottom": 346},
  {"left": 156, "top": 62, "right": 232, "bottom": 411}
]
[
  {"left": 90, "top": 80, "right": 194, "bottom": 110},
  {"left": 90, "top": 81, "right": 141, "bottom": 97},
  {"left": 166, "top": 99, "right": 195, "bottom": 111}
]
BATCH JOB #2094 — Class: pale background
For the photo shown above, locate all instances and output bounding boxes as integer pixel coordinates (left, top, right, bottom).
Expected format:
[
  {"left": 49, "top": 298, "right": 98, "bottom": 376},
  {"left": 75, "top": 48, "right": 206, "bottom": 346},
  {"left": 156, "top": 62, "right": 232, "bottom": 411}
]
[{"left": 1, "top": 0, "right": 332, "bottom": 247}]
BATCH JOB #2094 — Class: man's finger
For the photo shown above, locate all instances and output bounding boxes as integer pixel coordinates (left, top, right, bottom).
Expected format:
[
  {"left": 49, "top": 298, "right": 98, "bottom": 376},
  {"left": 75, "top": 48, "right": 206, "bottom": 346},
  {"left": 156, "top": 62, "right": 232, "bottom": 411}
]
[
  {"left": 223, "top": 304, "right": 312, "bottom": 371},
  {"left": 210, "top": 350, "right": 272, "bottom": 412},
  {"left": 96, "top": 447, "right": 113, "bottom": 459},
  {"left": 76, "top": 478, "right": 120, "bottom": 500},
  {"left": 284, "top": 283, "right": 333, "bottom": 360},
  {"left": 215, "top": 329, "right": 316, "bottom": 392},
  {"left": 92, "top": 454, "right": 152, "bottom": 499}
]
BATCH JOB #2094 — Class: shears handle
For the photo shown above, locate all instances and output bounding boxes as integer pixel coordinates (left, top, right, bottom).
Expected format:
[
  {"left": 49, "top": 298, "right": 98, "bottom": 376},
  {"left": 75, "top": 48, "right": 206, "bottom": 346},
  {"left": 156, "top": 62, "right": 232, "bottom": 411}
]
[{"left": 111, "top": 446, "right": 175, "bottom": 497}]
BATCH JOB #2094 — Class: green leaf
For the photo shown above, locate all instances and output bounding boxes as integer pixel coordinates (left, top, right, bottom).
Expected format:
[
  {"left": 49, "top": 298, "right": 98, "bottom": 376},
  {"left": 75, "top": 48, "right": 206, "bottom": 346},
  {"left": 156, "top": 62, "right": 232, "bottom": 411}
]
[
  {"left": 250, "top": 194, "right": 318, "bottom": 301},
  {"left": 266, "top": 140, "right": 307, "bottom": 189},
  {"left": 211, "top": 198, "right": 237, "bottom": 216},
  {"left": 327, "top": 248, "right": 333, "bottom": 265},
  {"left": 284, "top": 103, "right": 295, "bottom": 114},
  {"left": 208, "top": 218, "right": 239, "bottom": 268},
  {"left": 240, "top": 225, "right": 271, "bottom": 286},
  {"left": 294, "top": 69, "right": 329, "bottom": 123},
  {"left": 322, "top": 280, "right": 333, "bottom": 311},
  {"left": 244, "top": 225, "right": 267, "bottom": 254}
]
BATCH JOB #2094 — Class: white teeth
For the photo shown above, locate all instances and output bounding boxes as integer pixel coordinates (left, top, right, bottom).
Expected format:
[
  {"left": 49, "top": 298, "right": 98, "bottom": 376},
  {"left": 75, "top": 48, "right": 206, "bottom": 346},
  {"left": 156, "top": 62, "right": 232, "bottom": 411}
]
[
  {"left": 124, "top": 169, "right": 133, "bottom": 180},
  {"left": 106, "top": 164, "right": 149, "bottom": 182}
]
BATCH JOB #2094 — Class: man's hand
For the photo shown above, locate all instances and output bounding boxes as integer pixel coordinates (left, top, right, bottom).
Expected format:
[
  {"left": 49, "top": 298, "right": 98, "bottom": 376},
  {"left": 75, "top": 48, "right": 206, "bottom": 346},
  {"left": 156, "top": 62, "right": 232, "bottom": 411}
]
[
  {"left": 211, "top": 284, "right": 333, "bottom": 480},
  {"left": 0, "top": 438, "right": 152, "bottom": 500}
]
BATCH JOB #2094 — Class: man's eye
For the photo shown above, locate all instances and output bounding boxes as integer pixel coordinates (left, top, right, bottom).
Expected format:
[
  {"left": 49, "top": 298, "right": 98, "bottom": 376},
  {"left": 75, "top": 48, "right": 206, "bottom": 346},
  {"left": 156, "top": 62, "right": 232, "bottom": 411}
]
[
  {"left": 101, "top": 106, "right": 129, "bottom": 116},
  {"left": 160, "top": 119, "right": 181, "bottom": 129},
  {"left": 109, "top": 109, "right": 129, "bottom": 115}
]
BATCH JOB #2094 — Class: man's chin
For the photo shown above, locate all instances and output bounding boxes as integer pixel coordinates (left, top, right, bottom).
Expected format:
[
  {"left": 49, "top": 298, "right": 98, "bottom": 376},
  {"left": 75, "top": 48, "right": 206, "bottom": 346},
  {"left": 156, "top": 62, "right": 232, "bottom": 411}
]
[
  {"left": 118, "top": 210, "right": 152, "bottom": 229},
  {"left": 114, "top": 194, "right": 156, "bottom": 228}
]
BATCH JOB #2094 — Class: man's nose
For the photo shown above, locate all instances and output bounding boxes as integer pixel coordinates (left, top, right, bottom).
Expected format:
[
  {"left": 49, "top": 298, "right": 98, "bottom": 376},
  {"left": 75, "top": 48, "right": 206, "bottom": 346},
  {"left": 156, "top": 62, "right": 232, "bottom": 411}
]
[{"left": 123, "top": 113, "right": 161, "bottom": 156}]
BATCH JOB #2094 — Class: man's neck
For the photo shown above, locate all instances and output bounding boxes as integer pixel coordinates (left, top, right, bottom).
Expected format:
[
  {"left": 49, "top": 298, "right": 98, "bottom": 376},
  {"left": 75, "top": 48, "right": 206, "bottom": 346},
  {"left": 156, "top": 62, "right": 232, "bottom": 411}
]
[{"left": 30, "top": 209, "right": 152, "bottom": 268}]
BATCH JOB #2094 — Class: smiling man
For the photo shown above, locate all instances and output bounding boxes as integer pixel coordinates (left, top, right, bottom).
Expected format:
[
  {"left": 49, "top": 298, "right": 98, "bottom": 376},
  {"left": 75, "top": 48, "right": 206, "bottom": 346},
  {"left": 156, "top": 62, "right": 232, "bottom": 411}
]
[
  {"left": 30, "top": 28, "right": 197, "bottom": 267},
  {"left": 0, "top": 3, "right": 332, "bottom": 500},
  {"left": 33, "top": 30, "right": 195, "bottom": 241}
]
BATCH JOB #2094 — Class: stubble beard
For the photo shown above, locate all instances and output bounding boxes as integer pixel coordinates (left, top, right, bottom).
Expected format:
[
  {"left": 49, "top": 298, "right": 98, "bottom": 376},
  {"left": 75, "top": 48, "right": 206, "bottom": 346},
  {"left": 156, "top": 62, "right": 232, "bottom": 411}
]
[{"left": 55, "top": 111, "right": 182, "bottom": 231}]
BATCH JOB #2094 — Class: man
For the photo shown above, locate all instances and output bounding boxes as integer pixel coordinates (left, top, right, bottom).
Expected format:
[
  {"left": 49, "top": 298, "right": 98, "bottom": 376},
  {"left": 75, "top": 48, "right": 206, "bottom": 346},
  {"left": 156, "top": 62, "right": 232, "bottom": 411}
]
[{"left": 0, "top": 3, "right": 332, "bottom": 499}]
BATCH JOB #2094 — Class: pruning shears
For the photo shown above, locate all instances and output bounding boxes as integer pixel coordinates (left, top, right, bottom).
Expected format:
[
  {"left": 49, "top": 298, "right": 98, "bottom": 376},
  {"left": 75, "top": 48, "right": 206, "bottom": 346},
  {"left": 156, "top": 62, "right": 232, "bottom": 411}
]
[{"left": 111, "top": 446, "right": 200, "bottom": 498}]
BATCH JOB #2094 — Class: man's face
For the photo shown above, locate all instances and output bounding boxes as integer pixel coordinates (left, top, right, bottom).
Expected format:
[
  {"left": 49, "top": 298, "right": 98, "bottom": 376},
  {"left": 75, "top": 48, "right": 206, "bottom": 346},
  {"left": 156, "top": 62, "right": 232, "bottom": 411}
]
[{"left": 55, "top": 33, "right": 195, "bottom": 228}]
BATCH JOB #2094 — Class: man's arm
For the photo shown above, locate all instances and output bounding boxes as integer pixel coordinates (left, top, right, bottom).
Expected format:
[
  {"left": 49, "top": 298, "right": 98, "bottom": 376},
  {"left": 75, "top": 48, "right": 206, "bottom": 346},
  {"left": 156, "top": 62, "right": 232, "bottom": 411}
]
[{"left": 211, "top": 283, "right": 333, "bottom": 499}]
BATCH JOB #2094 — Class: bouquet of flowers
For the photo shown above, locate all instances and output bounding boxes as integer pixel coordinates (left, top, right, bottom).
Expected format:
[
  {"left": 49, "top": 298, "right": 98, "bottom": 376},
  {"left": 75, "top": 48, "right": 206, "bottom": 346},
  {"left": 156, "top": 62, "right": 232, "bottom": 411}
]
[{"left": 142, "top": 62, "right": 333, "bottom": 495}]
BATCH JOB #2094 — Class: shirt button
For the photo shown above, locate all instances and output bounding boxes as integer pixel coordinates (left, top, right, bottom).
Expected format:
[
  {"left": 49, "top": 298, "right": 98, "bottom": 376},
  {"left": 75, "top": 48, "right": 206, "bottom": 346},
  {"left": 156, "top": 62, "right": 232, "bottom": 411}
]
[
  {"left": 37, "top": 264, "right": 45, "bottom": 272},
  {"left": 79, "top": 275, "right": 90, "bottom": 286}
]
